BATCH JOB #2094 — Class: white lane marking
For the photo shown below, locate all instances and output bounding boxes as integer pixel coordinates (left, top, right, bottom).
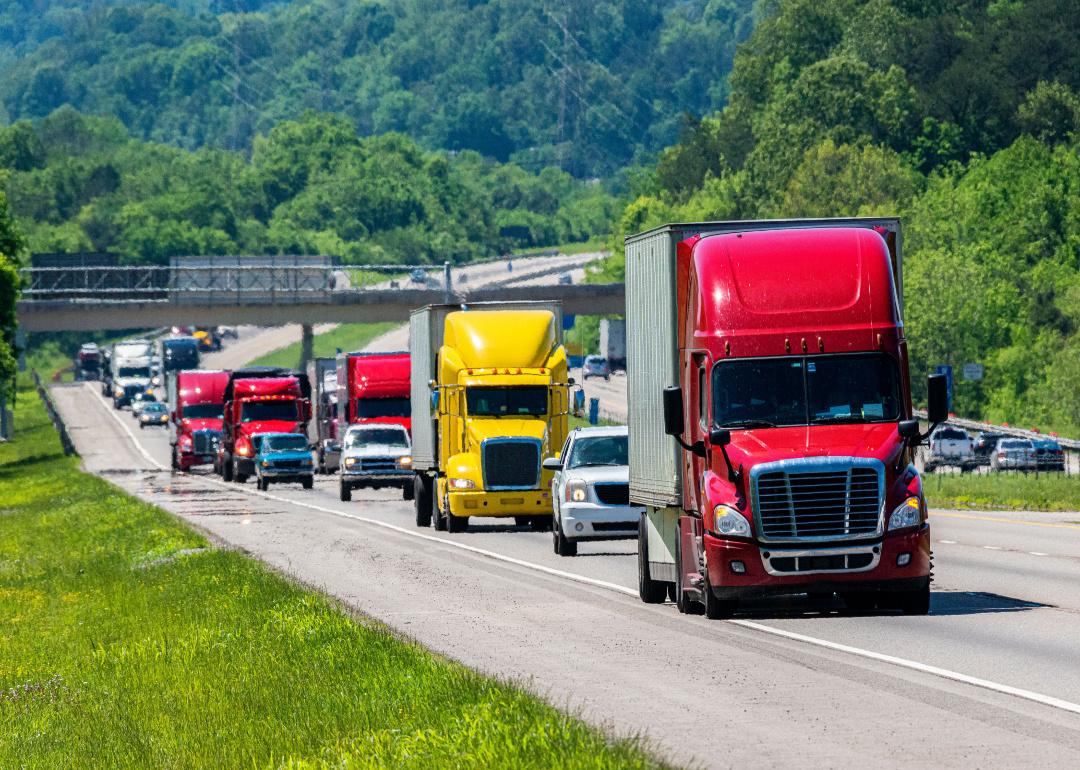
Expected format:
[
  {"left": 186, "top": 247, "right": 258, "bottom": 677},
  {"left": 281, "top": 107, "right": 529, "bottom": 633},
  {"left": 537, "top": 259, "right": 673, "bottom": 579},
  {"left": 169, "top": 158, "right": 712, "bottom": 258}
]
[
  {"left": 1030, "top": 552, "right": 1048, "bottom": 556},
  {"left": 938, "top": 540, "right": 957, "bottom": 544},
  {"left": 84, "top": 384, "right": 166, "bottom": 471},
  {"left": 91, "top": 385, "right": 1080, "bottom": 718},
  {"left": 983, "top": 546, "right": 1003, "bottom": 550}
]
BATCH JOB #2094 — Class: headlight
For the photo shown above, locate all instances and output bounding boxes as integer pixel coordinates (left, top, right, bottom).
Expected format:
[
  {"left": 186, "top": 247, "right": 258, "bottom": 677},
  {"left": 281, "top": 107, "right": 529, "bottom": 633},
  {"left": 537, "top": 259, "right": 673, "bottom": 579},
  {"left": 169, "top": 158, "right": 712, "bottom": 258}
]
[
  {"left": 236, "top": 444, "right": 252, "bottom": 457},
  {"left": 449, "top": 478, "right": 475, "bottom": 490},
  {"left": 152, "top": 376, "right": 161, "bottom": 386},
  {"left": 889, "top": 497, "right": 924, "bottom": 530},
  {"left": 713, "top": 505, "right": 752, "bottom": 538},
  {"left": 566, "top": 480, "right": 587, "bottom": 503},
  {"left": 399, "top": 455, "right": 413, "bottom": 467},
  {"left": 343, "top": 457, "right": 358, "bottom": 468},
  {"left": 114, "top": 387, "right": 124, "bottom": 397},
  {"left": 261, "top": 460, "right": 270, "bottom": 467}
]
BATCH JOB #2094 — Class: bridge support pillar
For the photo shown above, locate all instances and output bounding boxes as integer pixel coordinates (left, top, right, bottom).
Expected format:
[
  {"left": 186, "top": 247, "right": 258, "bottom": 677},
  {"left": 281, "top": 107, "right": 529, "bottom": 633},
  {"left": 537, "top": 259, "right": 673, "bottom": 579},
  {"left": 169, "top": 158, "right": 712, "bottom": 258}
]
[{"left": 299, "top": 324, "right": 314, "bottom": 371}]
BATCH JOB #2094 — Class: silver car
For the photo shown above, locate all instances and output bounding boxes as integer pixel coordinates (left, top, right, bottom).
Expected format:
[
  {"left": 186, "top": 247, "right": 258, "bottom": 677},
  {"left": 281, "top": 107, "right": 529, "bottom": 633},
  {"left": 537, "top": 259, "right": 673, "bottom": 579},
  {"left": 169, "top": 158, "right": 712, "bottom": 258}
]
[
  {"left": 544, "top": 426, "right": 642, "bottom": 556},
  {"left": 582, "top": 355, "right": 611, "bottom": 381},
  {"left": 339, "top": 424, "right": 414, "bottom": 501},
  {"left": 990, "top": 438, "right": 1036, "bottom": 471}
]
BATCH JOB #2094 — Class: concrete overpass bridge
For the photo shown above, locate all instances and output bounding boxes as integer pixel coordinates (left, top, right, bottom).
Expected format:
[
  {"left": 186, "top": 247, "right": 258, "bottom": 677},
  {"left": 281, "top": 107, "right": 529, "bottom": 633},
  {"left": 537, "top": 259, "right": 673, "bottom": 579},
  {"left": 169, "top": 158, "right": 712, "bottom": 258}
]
[{"left": 16, "top": 255, "right": 625, "bottom": 332}]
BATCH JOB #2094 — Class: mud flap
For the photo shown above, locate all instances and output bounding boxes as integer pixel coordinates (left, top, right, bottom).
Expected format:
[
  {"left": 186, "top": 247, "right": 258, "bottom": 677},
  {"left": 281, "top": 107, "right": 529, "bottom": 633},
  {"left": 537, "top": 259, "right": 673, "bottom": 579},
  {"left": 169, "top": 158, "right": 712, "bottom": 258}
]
[{"left": 645, "top": 505, "right": 679, "bottom": 583}]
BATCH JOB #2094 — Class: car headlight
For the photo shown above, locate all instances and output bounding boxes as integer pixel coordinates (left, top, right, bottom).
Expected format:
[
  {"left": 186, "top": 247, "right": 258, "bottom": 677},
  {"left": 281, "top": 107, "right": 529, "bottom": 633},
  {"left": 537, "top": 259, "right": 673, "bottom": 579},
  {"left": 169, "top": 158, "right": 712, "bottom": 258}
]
[
  {"left": 343, "top": 457, "right": 358, "bottom": 468},
  {"left": 399, "top": 455, "right": 413, "bottom": 467},
  {"left": 889, "top": 496, "right": 924, "bottom": 530},
  {"left": 713, "top": 505, "right": 752, "bottom": 538},
  {"left": 114, "top": 387, "right": 124, "bottom": 397},
  {"left": 236, "top": 444, "right": 252, "bottom": 457},
  {"left": 449, "top": 478, "right": 475, "bottom": 490},
  {"left": 261, "top": 460, "right": 270, "bottom": 467},
  {"left": 565, "top": 480, "right": 587, "bottom": 503}
]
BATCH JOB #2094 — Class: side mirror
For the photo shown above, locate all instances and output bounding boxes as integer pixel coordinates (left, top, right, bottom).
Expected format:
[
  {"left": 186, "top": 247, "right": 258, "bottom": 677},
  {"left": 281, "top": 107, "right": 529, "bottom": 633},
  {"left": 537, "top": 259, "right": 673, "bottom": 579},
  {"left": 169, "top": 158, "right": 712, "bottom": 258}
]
[
  {"left": 542, "top": 457, "right": 563, "bottom": 472},
  {"left": 898, "top": 419, "right": 920, "bottom": 440},
  {"left": 428, "top": 379, "right": 437, "bottom": 391},
  {"left": 567, "top": 377, "right": 575, "bottom": 386},
  {"left": 663, "top": 386, "right": 684, "bottom": 437},
  {"left": 926, "top": 374, "right": 949, "bottom": 424},
  {"left": 708, "top": 428, "right": 731, "bottom": 446}
]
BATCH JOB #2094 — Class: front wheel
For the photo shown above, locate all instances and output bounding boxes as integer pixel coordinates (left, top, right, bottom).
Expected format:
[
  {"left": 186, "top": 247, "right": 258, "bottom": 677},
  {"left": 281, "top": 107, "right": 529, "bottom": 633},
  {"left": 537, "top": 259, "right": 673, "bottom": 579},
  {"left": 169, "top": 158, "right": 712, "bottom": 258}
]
[
  {"left": 402, "top": 483, "right": 414, "bottom": 501},
  {"left": 340, "top": 483, "right": 351, "bottom": 502},
  {"left": 447, "top": 509, "right": 468, "bottom": 533},
  {"left": 257, "top": 476, "right": 268, "bottom": 491},
  {"left": 553, "top": 521, "right": 577, "bottom": 556},
  {"left": 897, "top": 581, "right": 931, "bottom": 616},
  {"left": 637, "top": 512, "right": 668, "bottom": 604},
  {"left": 222, "top": 454, "right": 234, "bottom": 481},
  {"left": 529, "top": 516, "right": 552, "bottom": 532},
  {"left": 703, "top": 578, "right": 738, "bottom": 620},
  {"left": 301, "top": 476, "right": 313, "bottom": 490},
  {"left": 415, "top": 474, "right": 433, "bottom": 528},
  {"left": 674, "top": 529, "right": 702, "bottom": 615}
]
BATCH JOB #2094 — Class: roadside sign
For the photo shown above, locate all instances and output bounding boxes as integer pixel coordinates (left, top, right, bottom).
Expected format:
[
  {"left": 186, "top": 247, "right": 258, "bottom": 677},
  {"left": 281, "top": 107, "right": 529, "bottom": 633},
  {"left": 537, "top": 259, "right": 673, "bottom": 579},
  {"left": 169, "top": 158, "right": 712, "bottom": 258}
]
[
  {"left": 962, "top": 363, "right": 984, "bottom": 381},
  {"left": 562, "top": 314, "right": 576, "bottom": 330},
  {"left": 934, "top": 364, "right": 953, "bottom": 407}
]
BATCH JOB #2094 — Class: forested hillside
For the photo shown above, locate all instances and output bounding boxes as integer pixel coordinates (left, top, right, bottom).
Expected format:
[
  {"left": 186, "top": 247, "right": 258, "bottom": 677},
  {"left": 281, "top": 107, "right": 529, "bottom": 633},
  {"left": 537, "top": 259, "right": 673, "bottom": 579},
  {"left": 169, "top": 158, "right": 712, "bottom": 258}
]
[
  {"left": 0, "top": 0, "right": 755, "bottom": 177},
  {"left": 601, "top": 0, "right": 1080, "bottom": 433},
  {"left": 0, "top": 108, "right": 616, "bottom": 262}
]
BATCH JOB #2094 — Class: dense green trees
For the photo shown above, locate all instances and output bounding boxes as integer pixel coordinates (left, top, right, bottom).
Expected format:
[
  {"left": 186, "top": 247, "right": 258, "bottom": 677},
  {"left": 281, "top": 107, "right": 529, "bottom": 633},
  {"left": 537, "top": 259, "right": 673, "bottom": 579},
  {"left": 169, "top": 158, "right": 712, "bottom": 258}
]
[
  {"left": 602, "top": 0, "right": 1080, "bottom": 434},
  {"left": 1, "top": 109, "right": 617, "bottom": 264},
  {"left": 0, "top": 181, "right": 25, "bottom": 393},
  {"left": 0, "top": 0, "right": 755, "bottom": 177}
]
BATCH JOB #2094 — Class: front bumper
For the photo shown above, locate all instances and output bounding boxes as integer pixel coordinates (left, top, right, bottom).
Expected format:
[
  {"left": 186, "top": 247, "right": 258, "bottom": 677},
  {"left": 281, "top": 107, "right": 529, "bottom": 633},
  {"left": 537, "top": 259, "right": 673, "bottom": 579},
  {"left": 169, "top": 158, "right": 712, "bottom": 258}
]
[
  {"left": 447, "top": 488, "right": 553, "bottom": 518},
  {"left": 259, "top": 465, "right": 313, "bottom": 481},
  {"left": 234, "top": 457, "right": 255, "bottom": 476},
  {"left": 341, "top": 469, "right": 412, "bottom": 488},
  {"left": 703, "top": 525, "right": 931, "bottom": 600},
  {"left": 559, "top": 501, "right": 641, "bottom": 541},
  {"left": 179, "top": 451, "right": 216, "bottom": 470}
]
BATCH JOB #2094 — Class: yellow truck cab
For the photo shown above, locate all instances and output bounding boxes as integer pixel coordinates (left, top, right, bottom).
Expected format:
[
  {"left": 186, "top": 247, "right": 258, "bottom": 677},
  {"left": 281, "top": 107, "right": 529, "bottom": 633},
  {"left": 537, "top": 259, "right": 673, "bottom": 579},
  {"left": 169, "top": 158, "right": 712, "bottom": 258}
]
[{"left": 410, "top": 302, "right": 571, "bottom": 533}]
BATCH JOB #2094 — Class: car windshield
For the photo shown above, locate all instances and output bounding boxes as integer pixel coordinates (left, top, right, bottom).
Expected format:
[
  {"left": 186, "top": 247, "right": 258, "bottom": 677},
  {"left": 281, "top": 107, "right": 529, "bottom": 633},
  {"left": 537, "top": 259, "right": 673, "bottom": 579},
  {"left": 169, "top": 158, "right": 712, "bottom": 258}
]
[
  {"left": 356, "top": 397, "right": 410, "bottom": 418},
  {"left": 346, "top": 428, "right": 409, "bottom": 449},
  {"left": 183, "top": 403, "right": 223, "bottom": 419},
  {"left": 135, "top": 393, "right": 157, "bottom": 402},
  {"left": 936, "top": 429, "right": 967, "bottom": 440},
  {"left": 144, "top": 403, "right": 167, "bottom": 413},
  {"left": 118, "top": 366, "right": 150, "bottom": 378},
  {"left": 241, "top": 400, "right": 297, "bottom": 422},
  {"left": 263, "top": 435, "right": 308, "bottom": 452},
  {"left": 567, "top": 434, "right": 628, "bottom": 469},
  {"left": 1001, "top": 440, "right": 1031, "bottom": 449},
  {"left": 466, "top": 386, "right": 547, "bottom": 417},
  {"left": 712, "top": 353, "right": 901, "bottom": 428}
]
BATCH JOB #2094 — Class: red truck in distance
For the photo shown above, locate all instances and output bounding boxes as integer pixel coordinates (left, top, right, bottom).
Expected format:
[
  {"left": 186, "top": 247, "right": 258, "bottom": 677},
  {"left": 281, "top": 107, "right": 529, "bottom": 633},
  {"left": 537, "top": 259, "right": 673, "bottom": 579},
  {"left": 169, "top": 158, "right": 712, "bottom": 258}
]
[
  {"left": 218, "top": 367, "right": 312, "bottom": 483},
  {"left": 168, "top": 369, "right": 229, "bottom": 471},
  {"left": 335, "top": 351, "right": 411, "bottom": 440},
  {"left": 626, "top": 219, "right": 948, "bottom": 618}
]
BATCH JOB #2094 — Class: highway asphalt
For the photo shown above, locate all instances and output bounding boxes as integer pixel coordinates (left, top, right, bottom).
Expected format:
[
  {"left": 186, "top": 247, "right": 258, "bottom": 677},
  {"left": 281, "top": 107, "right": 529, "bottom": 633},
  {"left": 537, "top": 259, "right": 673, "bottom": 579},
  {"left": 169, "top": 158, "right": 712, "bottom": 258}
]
[{"left": 50, "top": 372, "right": 1080, "bottom": 768}]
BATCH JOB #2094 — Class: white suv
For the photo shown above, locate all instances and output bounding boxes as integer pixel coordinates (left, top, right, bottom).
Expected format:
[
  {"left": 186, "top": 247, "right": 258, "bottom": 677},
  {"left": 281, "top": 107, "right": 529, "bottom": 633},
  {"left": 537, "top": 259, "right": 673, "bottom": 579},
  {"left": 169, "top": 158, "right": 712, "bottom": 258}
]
[{"left": 925, "top": 425, "right": 976, "bottom": 473}]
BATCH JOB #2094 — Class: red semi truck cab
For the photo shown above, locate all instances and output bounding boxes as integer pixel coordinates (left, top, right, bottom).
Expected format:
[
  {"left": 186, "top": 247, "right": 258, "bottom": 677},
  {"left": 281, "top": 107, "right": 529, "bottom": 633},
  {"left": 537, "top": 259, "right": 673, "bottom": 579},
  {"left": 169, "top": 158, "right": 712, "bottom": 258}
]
[
  {"left": 168, "top": 369, "right": 229, "bottom": 471},
  {"left": 219, "top": 367, "right": 312, "bottom": 483},
  {"left": 626, "top": 219, "right": 948, "bottom": 618},
  {"left": 335, "top": 351, "right": 411, "bottom": 439}
]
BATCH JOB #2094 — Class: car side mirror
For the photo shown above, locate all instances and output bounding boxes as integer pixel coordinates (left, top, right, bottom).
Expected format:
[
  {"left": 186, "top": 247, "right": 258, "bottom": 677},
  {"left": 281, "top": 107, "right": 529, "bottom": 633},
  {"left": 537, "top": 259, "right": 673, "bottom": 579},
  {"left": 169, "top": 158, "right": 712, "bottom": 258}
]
[
  {"left": 542, "top": 457, "right": 562, "bottom": 472},
  {"left": 898, "top": 419, "right": 920, "bottom": 441},
  {"left": 663, "top": 386, "right": 684, "bottom": 437},
  {"left": 927, "top": 374, "right": 949, "bottom": 424},
  {"left": 708, "top": 428, "right": 730, "bottom": 446}
]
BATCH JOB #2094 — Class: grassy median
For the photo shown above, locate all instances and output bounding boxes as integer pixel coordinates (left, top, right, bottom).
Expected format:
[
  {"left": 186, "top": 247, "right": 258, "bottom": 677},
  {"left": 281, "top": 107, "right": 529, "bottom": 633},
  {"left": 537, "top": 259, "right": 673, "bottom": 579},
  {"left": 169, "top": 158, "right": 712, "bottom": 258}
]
[
  {"left": 925, "top": 471, "right": 1080, "bottom": 512},
  {"left": 249, "top": 322, "right": 398, "bottom": 369},
  {"left": 0, "top": 382, "right": 663, "bottom": 769}
]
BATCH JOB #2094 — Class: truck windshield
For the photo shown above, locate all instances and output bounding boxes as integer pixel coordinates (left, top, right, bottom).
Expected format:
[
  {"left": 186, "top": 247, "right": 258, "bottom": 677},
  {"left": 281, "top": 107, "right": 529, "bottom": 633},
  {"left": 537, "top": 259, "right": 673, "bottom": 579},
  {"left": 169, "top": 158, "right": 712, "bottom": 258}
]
[
  {"left": 355, "top": 397, "right": 410, "bottom": 418},
  {"left": 712, "top": 353, "right": 901, "bottom": 428},
  {"left": 568, "top": 435, "right": 628, "bottom": 469},
  {"left": 262, "top": 435, "right": 308, "bottom": 452},
  {"left": 183, "top": 403, "right": 223, "bottom": 419},
  {"left": 466, "top": 386, "right": 547, "bottom": 417},
  {"left": 346, "top": 428, "right": 409, "bottom": 449},
  {"left": 241, "top": 401, "right": 298, "bottom": 422},
  {"left": 118, "top": 366, "right": 151, "bottom": 378}
]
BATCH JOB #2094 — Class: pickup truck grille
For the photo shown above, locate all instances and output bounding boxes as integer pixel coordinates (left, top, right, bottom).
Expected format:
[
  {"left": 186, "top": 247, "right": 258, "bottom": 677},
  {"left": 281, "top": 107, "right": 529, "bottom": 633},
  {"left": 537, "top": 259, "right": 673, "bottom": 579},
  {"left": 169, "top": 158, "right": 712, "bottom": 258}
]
[
  {"left": 360, "top": 457, "right": 398, "bottom": 472},
  {"left": 482, "top": 439, "right": 541, "bottom": 490},
  {"left": 271, "top": 459, "right": 304, "bottom": 469},
  {"left": 192, "top": 430, "right": 221, "bottom": 455},
  {"left": 594, "top": 483, "right": 630, "bottom": 506},
  {"left": 753, "top": 460, "right": 883, "bottom": 542}
]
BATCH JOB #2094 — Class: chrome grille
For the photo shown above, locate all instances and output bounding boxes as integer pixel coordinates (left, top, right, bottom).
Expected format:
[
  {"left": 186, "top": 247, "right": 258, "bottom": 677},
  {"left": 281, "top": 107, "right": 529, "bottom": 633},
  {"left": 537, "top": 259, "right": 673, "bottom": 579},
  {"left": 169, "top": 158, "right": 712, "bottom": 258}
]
[
  {"left": 482, "top": 439, "right": 541, "bottom": 490},
  {"left": 753, "top": 459, "right": 883, "bottom": 542},
  {"left": 360, "top": 457, "right": 398, "bottom": 471},
  {"left": 192, "top": 429, "right": 221, "bottom": 455}
]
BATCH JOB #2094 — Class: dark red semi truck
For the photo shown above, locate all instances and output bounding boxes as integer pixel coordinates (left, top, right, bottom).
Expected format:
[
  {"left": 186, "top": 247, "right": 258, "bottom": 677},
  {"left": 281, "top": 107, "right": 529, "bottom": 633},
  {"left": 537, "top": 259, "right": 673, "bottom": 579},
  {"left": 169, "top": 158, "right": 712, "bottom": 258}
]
[
  {"left": 218, "top": 367, "right": 312, "bottom": 483},
  {"left": 168, "top": 369, "right": 229, "bottom": 471},
  {"left": 626, "top": 219, "right": 947, "bottom": 618}
]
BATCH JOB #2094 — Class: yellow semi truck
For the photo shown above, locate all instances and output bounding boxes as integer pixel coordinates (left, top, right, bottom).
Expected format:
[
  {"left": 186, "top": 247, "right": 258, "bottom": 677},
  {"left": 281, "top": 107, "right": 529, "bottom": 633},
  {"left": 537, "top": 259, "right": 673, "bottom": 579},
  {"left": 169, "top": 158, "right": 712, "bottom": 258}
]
[{"left": 409, "top": 301, "right": 573, "bottom": 533}]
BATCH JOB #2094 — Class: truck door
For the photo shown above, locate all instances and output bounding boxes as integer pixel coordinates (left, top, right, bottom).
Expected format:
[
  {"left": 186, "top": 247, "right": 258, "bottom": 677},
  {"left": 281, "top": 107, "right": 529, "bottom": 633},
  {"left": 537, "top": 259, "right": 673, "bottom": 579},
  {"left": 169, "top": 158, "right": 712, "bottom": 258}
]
[{"left": 684, "top": 352, "right": 710, "bottom": 514}]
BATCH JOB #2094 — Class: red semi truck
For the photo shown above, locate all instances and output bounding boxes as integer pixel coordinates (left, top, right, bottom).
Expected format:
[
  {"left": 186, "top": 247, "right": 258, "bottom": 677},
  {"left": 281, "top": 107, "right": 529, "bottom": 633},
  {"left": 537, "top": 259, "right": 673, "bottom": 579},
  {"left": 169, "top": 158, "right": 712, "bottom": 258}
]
[
  {"left": 335, "top": 351, "right": 411, "bottom": 440},
  {"left": 626, "top": 219, "right": 947, "bottom": 618},
  {"left": 168, "top": 369, "right": 229, "bottom": 471},
  {"left": 218, "top": 367, "right": 312, "bottom": 483}
]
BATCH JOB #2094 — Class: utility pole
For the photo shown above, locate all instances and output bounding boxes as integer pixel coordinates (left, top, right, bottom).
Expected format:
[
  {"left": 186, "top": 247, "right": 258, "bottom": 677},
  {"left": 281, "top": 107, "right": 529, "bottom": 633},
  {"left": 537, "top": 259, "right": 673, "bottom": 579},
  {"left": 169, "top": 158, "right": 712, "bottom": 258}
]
[{"left": 299, "top": 324, "right": 314, "bottom": 372}]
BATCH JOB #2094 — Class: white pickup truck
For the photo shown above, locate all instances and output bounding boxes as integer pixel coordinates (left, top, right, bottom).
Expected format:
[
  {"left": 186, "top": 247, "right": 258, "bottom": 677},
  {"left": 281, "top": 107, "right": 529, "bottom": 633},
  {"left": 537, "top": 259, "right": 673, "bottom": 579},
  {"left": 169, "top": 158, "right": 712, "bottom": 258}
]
[{"left": 924, "top": 425, "right": 976, "bottom": 473}]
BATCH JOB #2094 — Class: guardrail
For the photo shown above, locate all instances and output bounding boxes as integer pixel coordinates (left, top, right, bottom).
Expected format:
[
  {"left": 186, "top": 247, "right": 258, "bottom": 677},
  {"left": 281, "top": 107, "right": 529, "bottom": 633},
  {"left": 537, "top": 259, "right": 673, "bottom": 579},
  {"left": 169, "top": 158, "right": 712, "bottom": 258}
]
[
  {"left": 32, "top": 370, "right": 78, "bottom": 457},
  {"left": 914, "top": 409, "right": 1079, "bottom": 450}
]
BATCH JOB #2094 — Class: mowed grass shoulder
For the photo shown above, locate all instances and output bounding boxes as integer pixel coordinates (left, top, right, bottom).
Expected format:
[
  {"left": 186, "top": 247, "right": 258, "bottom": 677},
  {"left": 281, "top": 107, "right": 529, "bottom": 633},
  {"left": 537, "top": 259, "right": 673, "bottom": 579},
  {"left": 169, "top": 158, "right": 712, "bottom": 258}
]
[
  {"left": 249, "top": 322, "right": 398, "bottom": 369},
  {"left": 925, "top": 471, "right": 1080, "bottom": 512},
  {"left": 0, "top": 383, "right": 663, "bottom": 769}
]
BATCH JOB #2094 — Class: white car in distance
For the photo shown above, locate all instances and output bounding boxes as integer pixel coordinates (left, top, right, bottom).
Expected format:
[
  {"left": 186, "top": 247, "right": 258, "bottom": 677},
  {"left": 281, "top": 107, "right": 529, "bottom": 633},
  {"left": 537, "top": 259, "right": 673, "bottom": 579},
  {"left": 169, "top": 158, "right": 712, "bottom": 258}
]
[
  {"left": 543, "top": 426, "right": 642, "bottom": 556},
  {"left": 339, "top": 424, "right": 415, "bottom": 501}
]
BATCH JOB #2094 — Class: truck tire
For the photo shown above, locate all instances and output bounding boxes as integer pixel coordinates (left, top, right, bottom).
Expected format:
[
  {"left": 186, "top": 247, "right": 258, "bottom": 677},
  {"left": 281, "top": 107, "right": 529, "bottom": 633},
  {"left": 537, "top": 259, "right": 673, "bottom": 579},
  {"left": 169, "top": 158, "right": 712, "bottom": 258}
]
[
  {"left": 257, "top": 476, "right": 268, "bottom": 491},
  {"left": 171, "top": 446, "right": 179, "bottom": 471},
  {"left": 703, "top": 577, "right": 738, "bottom": 620},
  {"left": 222, "top": 453, "right": 234, "bottom": 481},
  {"left": 897, "top": 580, "right": 931, "bottom": 616},
  {"left": 401, "top": 483, "right": 414, "bottom": 501},
  {"left": 415, "top": 474, "right": 433, "bottom": 528},
  {"left": 674, "top": 531, "right": 703, "bottom": 615},
  {"left": 637, "top": 512, "right": 668, "bottom": 604},
  {"left": 301, "top": 476, "right": 313, "bottom": 490},
  {"left": 340, "top": 483, "right": 351, "bottom": 502},
  {"left": 447, "top": 512, "right": 468, "bottom": 533}
]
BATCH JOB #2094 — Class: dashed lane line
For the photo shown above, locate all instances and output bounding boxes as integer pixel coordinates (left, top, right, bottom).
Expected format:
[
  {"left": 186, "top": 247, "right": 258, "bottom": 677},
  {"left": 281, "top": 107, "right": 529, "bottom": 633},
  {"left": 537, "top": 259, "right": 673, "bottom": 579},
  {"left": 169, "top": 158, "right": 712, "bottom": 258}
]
[{"left": 87, "top": 384, "right": 1080, "bottom": 719}]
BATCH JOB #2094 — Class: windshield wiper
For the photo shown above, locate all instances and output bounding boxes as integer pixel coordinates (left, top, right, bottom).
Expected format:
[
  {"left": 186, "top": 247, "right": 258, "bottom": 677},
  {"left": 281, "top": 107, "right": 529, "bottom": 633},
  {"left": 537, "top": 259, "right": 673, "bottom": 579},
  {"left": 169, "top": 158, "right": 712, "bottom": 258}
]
[{"left": 719, "top": 419, "right": 778, "bottom": 429}]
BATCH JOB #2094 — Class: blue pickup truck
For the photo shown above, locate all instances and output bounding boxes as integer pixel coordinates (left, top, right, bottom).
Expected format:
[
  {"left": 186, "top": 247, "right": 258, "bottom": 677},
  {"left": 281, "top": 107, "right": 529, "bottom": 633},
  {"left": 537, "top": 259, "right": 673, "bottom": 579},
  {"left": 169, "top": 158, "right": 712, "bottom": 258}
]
[{"left": 253, "top": 433, "right": 315, "bottom": 491}]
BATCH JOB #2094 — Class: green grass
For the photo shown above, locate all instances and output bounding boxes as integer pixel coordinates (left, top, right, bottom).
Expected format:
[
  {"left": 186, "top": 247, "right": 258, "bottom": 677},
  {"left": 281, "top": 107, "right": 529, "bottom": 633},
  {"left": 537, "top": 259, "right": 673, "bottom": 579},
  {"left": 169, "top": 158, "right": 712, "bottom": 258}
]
[
  {"left": 925, "top": 471, "right": 1080, "bottom": 512},
  {"left": 569, "top": 414, "right": 620, "bottom": 430},
  {"left": 249, "top": 323, "right": 399, "bottom": 369},
  {"left": 0, "top": 378, "right": 663, "bottom": 768}
]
